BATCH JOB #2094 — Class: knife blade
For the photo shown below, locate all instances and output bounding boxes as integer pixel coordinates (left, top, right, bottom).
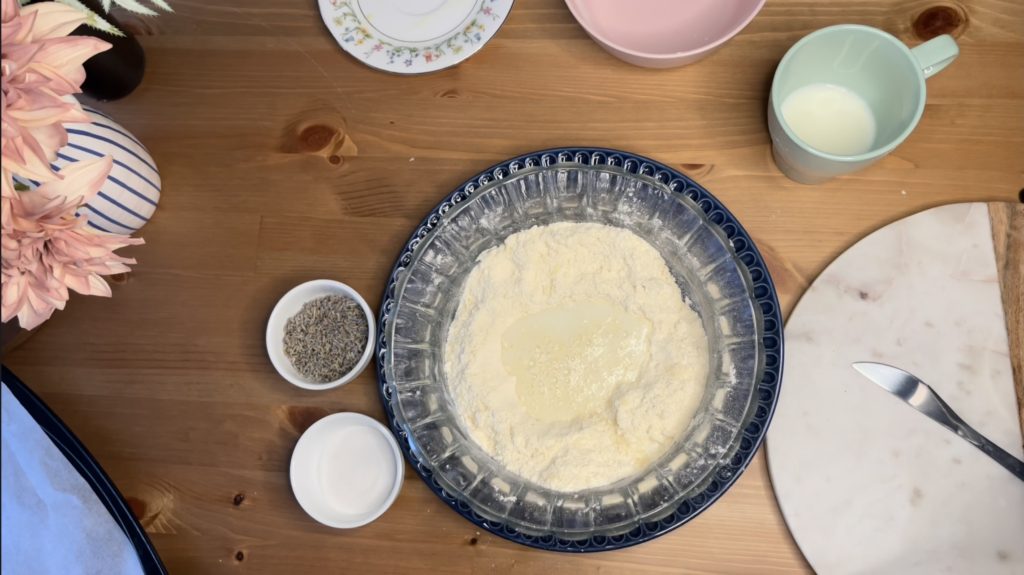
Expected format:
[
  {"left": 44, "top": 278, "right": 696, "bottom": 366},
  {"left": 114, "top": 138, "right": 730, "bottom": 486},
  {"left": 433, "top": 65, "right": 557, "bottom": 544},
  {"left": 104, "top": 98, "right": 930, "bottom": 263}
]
[{"left": 852, "top": 361, "right": 1024, "bottom": 482}]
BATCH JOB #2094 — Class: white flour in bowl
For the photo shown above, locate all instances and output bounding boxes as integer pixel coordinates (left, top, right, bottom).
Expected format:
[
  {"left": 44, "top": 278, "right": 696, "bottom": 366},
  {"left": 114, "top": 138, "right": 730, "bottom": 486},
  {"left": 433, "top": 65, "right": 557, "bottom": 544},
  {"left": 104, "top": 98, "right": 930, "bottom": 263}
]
[{"left": 444, "top": 222, "right": 708, "bottom": 492}]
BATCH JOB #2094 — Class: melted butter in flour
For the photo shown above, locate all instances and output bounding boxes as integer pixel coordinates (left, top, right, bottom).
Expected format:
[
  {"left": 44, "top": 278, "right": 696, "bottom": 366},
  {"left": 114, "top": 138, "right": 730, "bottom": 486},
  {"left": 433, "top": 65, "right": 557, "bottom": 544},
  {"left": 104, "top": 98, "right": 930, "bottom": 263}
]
[{"left": 502, "top": 302, "right": 651, "bottom": 422}]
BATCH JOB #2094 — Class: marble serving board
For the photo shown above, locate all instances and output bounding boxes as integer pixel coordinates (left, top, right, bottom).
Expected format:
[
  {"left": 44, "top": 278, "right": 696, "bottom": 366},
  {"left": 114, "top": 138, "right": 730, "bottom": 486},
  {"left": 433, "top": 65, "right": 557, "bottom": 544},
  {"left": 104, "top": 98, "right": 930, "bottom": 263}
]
[{"left": 767, "top": 202, "right": 1024, "bottom": 575}]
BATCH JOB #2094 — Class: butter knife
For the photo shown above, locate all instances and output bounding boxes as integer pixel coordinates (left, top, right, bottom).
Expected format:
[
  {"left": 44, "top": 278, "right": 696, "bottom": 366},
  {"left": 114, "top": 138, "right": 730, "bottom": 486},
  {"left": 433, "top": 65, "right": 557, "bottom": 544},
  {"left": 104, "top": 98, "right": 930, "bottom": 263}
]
[{"left": 852, "top": 361, "right": 1024, "bottom": 481}]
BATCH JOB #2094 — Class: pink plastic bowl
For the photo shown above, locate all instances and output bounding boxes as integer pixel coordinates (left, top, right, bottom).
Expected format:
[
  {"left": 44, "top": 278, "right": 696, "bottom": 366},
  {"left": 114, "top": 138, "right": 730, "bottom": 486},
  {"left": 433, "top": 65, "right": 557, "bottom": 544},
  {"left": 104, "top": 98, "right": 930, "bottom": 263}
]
[{"left": 565, "top": 0, "right": 766, "bottom": 68}]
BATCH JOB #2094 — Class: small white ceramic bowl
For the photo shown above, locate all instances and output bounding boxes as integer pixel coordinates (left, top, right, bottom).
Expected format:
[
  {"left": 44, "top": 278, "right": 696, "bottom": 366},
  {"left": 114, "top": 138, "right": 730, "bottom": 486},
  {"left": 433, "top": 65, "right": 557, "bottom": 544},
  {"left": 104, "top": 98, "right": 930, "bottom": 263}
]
[
  {"left": 290, "top": 412, "right": 404, "bottom": 528},
  {"left": 565, "top": 0, "right": 766, "bottom": 69},
  {"left": 266, "top": 279, "right": 375, "bottom": 391}
]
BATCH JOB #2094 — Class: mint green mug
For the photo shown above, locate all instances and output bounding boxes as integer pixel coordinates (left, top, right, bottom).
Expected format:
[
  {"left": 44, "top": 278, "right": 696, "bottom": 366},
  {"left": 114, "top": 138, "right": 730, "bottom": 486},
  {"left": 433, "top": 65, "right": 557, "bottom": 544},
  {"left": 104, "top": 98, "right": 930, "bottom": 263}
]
[{"left": 768, "top": 25, "right": 959, "bottom": 184}]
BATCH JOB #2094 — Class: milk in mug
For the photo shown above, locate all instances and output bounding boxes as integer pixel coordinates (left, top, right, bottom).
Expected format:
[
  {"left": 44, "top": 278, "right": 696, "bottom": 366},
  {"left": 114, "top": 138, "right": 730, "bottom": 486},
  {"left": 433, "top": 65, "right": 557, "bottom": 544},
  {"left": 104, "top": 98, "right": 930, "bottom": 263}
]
[{"left": 781, "top": 83, "right": 877, "bottom": 156}]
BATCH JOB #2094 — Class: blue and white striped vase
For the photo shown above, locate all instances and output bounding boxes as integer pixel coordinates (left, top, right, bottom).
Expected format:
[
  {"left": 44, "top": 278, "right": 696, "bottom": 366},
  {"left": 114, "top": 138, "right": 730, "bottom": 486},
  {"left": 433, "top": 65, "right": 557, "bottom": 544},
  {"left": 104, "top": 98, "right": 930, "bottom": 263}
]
[{"left": 53, "top": 106, "right": 161, "bottom": 234}]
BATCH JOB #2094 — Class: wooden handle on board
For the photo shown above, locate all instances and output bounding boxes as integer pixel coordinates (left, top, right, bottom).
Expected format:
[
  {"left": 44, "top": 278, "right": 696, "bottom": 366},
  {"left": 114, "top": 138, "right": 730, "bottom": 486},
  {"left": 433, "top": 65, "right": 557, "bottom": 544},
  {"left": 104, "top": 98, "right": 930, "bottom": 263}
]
[{"left": 989, "top": 202, "right": 1024, "bottom": 448}]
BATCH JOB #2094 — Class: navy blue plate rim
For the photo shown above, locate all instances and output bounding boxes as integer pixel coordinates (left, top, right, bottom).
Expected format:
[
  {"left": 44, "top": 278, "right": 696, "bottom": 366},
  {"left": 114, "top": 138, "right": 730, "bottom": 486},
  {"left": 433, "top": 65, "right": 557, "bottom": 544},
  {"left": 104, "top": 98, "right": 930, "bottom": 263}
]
[
  {"left": 376, "top": 147, "right": 785, "bottom": 552},
  {"left": 1, "top": 365, "right": 168, "bottom": 574}
]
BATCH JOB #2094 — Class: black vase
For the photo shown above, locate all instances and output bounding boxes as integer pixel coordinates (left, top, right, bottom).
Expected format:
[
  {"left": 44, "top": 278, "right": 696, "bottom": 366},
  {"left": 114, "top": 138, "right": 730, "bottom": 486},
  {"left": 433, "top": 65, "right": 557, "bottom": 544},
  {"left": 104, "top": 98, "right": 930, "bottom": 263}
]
[
  {"left": 24, "top": 0, "right": 147, "bottom": 101},
  {"left": 71, "top": 1, "right": 146, "bottom": 101}
]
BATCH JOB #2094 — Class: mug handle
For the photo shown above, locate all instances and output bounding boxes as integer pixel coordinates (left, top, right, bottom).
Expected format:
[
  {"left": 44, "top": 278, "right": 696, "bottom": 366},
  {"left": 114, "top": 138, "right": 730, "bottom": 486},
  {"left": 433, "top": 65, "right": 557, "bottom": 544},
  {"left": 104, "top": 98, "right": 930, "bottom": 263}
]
[{"left": 911, "top": 34, "right": 959, "bottom": 79}]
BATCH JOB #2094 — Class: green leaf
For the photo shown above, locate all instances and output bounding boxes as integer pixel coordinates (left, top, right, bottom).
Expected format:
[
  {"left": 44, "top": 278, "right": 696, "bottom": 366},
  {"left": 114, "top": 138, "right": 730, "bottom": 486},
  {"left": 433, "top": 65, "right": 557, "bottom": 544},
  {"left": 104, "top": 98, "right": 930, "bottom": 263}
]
[
  {"left": 107, "top": 0, "right": 159, "bottom": 16},
  {"left": 83, "top": 12, "right": 126, "bottom": 36},
  {"left": 57, "top": 0, "right": 126, "bottom": 36}
]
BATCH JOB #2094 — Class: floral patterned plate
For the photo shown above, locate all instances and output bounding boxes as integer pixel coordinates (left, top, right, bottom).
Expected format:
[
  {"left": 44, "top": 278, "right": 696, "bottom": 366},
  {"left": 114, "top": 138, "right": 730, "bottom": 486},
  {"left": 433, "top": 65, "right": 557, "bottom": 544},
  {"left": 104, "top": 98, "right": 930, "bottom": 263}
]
[{"left": 318, "top": 0, "right": 514, "bottom": 74}]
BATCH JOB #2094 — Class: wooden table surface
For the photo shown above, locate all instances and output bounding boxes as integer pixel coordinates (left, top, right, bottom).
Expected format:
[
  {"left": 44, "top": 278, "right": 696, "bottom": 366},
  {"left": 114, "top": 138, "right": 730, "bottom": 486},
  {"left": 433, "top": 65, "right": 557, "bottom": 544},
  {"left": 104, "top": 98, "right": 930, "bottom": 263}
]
[{"left": 5, "top": 0, "right": 1023, "bottom": 573}]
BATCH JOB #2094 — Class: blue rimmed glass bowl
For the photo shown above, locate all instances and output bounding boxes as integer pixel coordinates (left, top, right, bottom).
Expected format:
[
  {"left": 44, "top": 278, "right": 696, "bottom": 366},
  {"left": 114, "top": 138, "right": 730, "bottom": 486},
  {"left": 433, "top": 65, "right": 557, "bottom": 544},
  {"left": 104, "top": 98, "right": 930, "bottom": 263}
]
[{"left": 377, "top": 148, "right": 783, "bottom": 552}]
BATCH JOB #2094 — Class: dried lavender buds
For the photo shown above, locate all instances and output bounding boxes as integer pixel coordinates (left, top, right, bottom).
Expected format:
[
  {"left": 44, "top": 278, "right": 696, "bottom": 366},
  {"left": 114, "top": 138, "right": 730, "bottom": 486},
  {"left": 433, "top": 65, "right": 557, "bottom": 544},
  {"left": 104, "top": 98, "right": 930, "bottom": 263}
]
[{"left": 283, "top": 295, "right": 369, "bottom": 383}]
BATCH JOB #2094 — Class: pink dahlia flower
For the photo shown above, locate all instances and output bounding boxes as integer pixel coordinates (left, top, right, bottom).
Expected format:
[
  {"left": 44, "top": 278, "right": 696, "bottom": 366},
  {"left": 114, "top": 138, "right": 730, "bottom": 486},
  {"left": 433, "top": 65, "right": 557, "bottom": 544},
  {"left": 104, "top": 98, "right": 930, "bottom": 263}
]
[
  {"left": 1, "top": 0, "right": 110, "bottom": 182},
  {"left": 2, "top": 157, "right": 143, "bottom": 329}
]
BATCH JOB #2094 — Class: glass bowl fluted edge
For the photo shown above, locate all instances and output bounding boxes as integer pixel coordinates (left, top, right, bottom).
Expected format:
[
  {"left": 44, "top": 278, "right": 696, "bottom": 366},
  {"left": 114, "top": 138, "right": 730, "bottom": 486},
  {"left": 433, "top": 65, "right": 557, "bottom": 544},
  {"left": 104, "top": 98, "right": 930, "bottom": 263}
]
[{"left": 375, "top": 147, "right": 785, "bottom": 552}]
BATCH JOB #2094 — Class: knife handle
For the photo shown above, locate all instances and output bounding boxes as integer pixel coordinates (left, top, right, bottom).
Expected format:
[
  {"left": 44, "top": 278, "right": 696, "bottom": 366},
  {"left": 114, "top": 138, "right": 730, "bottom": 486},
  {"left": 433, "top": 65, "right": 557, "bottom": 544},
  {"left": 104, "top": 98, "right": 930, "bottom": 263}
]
[{"left": 933, "top": 393, "right": 1024, "bottom": 481}]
